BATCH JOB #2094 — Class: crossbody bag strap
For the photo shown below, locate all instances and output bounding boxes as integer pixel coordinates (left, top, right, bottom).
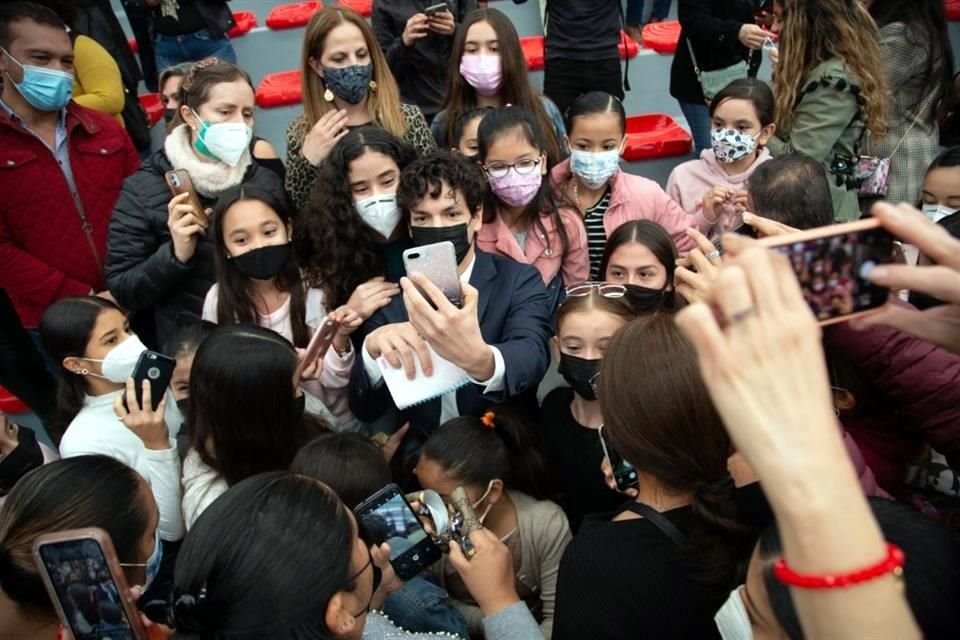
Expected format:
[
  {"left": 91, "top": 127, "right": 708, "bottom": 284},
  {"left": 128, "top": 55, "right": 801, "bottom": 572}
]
[
  {"left": 887, "top": 88, "right": 940, "bottom": 158},
  {"left": 686, "top": 38, "right": 702, "bottom": 79},
  {"left": 620, "top": 501, "right": 688, "bottom": 546}
]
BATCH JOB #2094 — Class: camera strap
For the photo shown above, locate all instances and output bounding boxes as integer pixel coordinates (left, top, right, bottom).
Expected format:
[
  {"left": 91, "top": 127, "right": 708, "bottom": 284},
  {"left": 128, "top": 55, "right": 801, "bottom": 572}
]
[{"left": 621, "top": 502, "right": 688, "bottom": 547}]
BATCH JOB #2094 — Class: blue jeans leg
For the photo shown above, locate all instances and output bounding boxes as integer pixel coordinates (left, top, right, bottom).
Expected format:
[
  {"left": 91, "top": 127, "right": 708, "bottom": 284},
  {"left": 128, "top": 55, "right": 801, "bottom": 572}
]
[
  {"left": 679, "top": 100, "right": 712, "bottom": 155},
  {"left": 154, "top": 29, "right": 237, "bottom": 71},
  {"left": 652, "top": 0, "right": 672, "bottom": 19},
  {"left": 626, "top": 0, "right": 645, "bottom": 24},
  {"left": 383, "top": 576, "right": 470, "bottom": 638}
]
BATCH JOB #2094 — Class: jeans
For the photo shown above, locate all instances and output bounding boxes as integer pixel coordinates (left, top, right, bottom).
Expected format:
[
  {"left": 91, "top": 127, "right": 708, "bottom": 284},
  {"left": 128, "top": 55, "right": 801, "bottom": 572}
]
[
  {"left": 678, "top": 100, "right": 712, "bottom": 155},
  {"left": 626, "top": 0, "right": 672, "bottom": 24},
  {"left": 154, "top": 28, "right": 236, "bottom": 72},
  {"left": 544, "top": 57, "right": 624, "bottom": 117},
  {"left": 383, "top": 576, "right": 470, "bottom": 638}
]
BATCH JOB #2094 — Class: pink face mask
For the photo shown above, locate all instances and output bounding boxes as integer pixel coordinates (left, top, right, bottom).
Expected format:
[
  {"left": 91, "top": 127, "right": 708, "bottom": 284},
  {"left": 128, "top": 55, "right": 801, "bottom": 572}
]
[
  {"left": 459, "top": 54, "right": 502, "bottom": 97},
  {"left": 488, "top": 168, "right": 542, "bottom": 208}
]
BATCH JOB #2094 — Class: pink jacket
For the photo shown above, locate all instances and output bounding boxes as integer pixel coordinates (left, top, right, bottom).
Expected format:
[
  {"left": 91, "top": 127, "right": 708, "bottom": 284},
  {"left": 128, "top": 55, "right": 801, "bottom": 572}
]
[
  {"left": 666, "top": 148, "right": 772, "bottom": 237},
  {"left": 476, "top": 206, "right": 589, "bottom": 286},
  {"left": 552, "top": 160, "right": 696, "bottom": 255}
]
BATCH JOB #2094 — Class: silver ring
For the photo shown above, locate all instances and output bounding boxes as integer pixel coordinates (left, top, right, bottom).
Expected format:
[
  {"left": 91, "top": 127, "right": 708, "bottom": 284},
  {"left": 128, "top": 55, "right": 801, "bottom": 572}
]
[
  {"left": 728, "top": 307, "right": 757, "bottom": 325},
  {"left": 705, "top": 250, "right": 721, "bottom": 261}
]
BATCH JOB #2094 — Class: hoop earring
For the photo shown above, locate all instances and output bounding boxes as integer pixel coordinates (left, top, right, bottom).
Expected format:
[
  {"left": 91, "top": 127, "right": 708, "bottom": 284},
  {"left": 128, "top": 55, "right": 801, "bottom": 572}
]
[{"left": 323, "top": 88, "right": 335, "bottom": 102}]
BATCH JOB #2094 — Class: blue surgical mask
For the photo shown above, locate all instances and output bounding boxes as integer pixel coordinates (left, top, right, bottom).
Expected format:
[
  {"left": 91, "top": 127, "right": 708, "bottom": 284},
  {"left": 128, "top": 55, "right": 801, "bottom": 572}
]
[
  {"left": 1, "top": 46, "right": 73, "bottom": 112},
  {"left": 120, "top": 528, "right": 163, "bottom": 590},
  {"left": 570, "top": 149, "right": 621, "bottom": 189}
]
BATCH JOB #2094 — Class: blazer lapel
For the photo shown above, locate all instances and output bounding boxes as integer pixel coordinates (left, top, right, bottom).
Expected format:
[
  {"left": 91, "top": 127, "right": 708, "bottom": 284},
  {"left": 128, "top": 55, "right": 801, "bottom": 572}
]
[{"left": 470, "top": 250, "right": 497, "bottom": 325}]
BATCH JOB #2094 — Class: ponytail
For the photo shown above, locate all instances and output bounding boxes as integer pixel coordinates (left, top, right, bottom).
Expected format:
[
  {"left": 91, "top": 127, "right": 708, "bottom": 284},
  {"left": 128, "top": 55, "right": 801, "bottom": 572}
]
[
  {"left": 686, "top": 475, "right": 753, "bottom": 588},
  {"left": 422, "top": 409, "right": 549, "bottom": 499}
]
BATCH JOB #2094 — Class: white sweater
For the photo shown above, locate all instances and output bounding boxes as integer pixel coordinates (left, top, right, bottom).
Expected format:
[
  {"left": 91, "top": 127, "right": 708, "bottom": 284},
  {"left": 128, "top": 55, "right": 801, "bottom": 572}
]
[{"left": 59, "top": 392, "right": 185, "bottom": 541}]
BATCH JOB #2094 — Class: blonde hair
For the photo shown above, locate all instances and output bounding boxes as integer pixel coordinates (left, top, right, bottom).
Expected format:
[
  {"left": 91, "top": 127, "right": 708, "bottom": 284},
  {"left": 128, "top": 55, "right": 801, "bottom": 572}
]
[
  {"left": 774, "top": 0, "right": 887, "bottom": 136},
  {"left": 300, "top": 8, "right": 408, "bottom": 137}
]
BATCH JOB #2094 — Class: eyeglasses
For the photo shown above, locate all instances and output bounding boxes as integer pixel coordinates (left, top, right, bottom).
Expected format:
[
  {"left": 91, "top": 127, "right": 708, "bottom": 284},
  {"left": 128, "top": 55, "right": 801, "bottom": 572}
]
[
  {"left": 482, "top": 157, "right": 542, "bottom": 179},
  {"left": 564, "top": 282, "right": 627, "bottom": 299}
]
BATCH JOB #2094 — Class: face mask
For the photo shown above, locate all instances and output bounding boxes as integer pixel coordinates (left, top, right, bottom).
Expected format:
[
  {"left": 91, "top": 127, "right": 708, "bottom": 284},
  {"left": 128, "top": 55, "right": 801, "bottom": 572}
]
[
  {"left": 292, "top": 393, "right": 306, "bottom": 424},
  {"left": 471, "top": 481, "right": 496, "bottom": 525},
  {"left": 488, "top": 168, "right": 542, "bottom": 208},
  {"left": 0, "top": 426, "right": 43, "bottom": 495},
  {"left": 121, "top": 528, "right": 162, "bottom": 591},
  {"left": 323, "top": 64, "right": 373, "bottom": 105},
  {"left": 459, "top": 54, "right": 502, "bottom": 97},
  {"left": 356, "top": 194, "right": 402, "bottom": 239},
  {"left": 163, "top": 108, "right": 177, "bottom": 124},
  {"left": 922, "top": 204, "right": 958, "bottom": 224},
  {"left": 83, "top": 335, "right": 148, "bottom": 384},
  {"left": 176, "top": 397, "right": 190, "bottom": 416},
  {"left": 410, "top": 222, "right": 472, "bottom": 264},
  {"left": 558, "top": 353, "right": 601, "bottom": 401},
  {"left": 623, "top": 284, "right": 666, "bottom": 315},
  {"left": 191, "top": 109, "right": 252, "bottom": 167},
  {"left": 711, "top": 128, "right": 758, "bottom": 164},
  {"left": 0, "top": 47, "right": 73, "bottom": 112},
  {"left": 229, "top": 243, "right": 291, "bottom": 280},
  {"left": 715, "top": 586, "right": 753, "bottom": 640},
  {"left": 570, "top": 149, "right": 621, "bottom": 189}
]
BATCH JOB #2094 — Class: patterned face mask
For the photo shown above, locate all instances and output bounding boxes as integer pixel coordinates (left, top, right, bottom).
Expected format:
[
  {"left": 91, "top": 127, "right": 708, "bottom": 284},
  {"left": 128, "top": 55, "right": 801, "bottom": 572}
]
[{"left": 711, "top": 128, "right": 758, "bottom": 164}]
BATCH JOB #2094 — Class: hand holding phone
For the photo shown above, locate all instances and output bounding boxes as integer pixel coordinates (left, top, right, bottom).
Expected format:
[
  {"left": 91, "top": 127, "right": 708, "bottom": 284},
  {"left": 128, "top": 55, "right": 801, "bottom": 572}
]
[
  {"left": 164, "top": 170, "right": 208, "bottom": 227},
  {"left": 599, "top": 425, "right": 639, "bottom": 493},
  {"left": 355, "top": 484, "right": 442, "bottom": 581},
  {"left": 115, "top": 377, "right": 170, "bottom": 451},
  {"left": 296, "top": 317, "right": 340, "bottom": 381},
  {"left": 402, "top": 241, "right": 464, "bottom": 308}
]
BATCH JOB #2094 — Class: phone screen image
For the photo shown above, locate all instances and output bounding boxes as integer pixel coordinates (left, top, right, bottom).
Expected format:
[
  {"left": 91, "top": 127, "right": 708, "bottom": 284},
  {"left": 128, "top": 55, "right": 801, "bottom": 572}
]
[
  {"left": 37, "top": 539, "right": 137, "bottom": 640},
  {"left": 359, "top": 492, "right": 430, "bottom": 561},
  {"left": 771, "top": 227, "right": 893, "bottom": 324}
]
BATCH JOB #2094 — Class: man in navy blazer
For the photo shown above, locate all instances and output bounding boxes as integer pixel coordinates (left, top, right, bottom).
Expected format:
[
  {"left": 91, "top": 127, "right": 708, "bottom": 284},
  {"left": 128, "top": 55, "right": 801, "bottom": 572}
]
[{"left": 349, "top": 153, "right": 552, "bottom": 442}]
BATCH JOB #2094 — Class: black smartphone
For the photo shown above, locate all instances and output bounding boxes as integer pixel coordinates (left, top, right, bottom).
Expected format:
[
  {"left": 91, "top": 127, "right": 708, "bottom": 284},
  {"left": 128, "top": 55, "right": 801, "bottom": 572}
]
[
  {"left": 355, "top": 484, "right": 442, "bottom": 581},
  {"left": 33, "top": 529, "right": 148, "bottom": 640},
  {"left": 125, "top": 351, "right": 176, "bottom": 412},
  {"left": 424, "top": 2, "right": 448, "bottom": 16},
  {"left": 759, "top": 218, "right": 894, "bottom": 326},
  {"left": 599, "top": 425, "right": 639, "bottom": 493}
]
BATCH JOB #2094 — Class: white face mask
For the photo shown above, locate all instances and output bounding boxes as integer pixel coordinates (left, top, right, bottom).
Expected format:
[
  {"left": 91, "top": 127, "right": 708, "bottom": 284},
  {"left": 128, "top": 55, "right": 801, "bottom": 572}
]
[
  {"left": 192, "top": 108, "right": 252, "bottom": 167},
  {"left": 82, "top": 335, "right": 148, "bottom": 383},
  {"left": 355, "top": 194, "right": 402, "bottom": 239},
  {"left": 715, "top": 586, "right": 753, "bottom": 640},
  {"left": 472, "top": 481, "right": 496, "bottom": 525},
  {"left": 922, "top": 204, "right": 958, "bottom": 224}
]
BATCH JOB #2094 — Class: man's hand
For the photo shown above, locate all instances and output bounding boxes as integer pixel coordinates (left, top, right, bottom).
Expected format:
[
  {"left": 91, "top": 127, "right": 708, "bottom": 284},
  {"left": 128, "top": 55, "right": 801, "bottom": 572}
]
[
  {"left": 427, "top": 9, "right": 456, "bottom": 36},
  {"left": 365, "top": 321, "right": 434, "bottom": 380},
  {"left": 403, "top": 13, "right": 431, "bottom": 46},
  {"left": 402, "top": 274, "right": 494, "bottom": 381}
]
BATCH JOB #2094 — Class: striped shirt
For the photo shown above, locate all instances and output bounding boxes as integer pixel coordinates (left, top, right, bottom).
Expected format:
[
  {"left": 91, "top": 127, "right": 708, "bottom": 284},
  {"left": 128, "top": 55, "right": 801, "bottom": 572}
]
[{"left": 584, "top": 189, "right": 612, "bottom": 280}]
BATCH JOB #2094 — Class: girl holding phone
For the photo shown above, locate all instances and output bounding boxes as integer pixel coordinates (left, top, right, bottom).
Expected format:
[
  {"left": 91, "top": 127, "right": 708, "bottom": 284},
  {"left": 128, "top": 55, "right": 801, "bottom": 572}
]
[
  {"left": 539, "top": 283, "right": 636, "bottom": 533},
  {"left": 416, "top": 411, "right": 570, "bottom": 638},
  {"left": 476, "top": 106, "right": 589, "bottom": 306},
  {"left": 202, "top": 185, "right": 360, "bottom": 428}
]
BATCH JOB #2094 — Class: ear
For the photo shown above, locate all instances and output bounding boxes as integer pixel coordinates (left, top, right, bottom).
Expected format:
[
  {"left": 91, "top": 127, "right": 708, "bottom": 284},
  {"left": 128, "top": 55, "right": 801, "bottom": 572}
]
[
  {"left": 325, "top": 591, "right": 354, "bottom": 638},
  {"left": 62, "top": 356, "right": 85, "bottom": 375},
  {"left": 180, "top": 104, "right": 200, "bottom": 130},
  {"left": 308, "top": 56, "right": 325, "bottom": 80},
  {"left": 286, "top": 223, "right": 294, "bottom": 242},
  {"left": 563, "top": 135, "right": 571, "bottom": 151},
  {"left": 468, "top": 206, "right": 483, "bottom": 236},
  {"left": 550, "top": 336, "right": 561, "bottom": 362},
  {"left": 540, "top": 153, "right": 548, "bottom": 175},
  {"left": 757, "top": 123, "right": 776, "bottom": 146},
  {"left": 486, "top": 479, "right": 505, "bottom": 505}
]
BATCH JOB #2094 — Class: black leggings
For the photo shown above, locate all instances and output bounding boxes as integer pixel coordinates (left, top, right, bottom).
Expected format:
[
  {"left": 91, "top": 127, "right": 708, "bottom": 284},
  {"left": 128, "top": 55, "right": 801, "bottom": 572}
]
[
  {"left": 543, "top": 57, "right": 624, "bottom": 116},
  {"left": 0, "top": 289, "right": 56, "bottom": 428}
]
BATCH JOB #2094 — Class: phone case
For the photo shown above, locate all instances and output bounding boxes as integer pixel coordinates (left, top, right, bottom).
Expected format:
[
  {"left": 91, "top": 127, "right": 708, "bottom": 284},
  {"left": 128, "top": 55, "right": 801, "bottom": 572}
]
[
  {"left": 164, "top": 169, "right": 208, "bottom": 226},
  {"left": 296, "top": 317, "right": 341, "bottom": 379},
  {"left": 403, "top": 241, "right": 464, "bottom": 308},
  {"left": 130, "top": 351, "right": 176, "bottom": 412},
  {"left": 599, "top": 425, "right": 639, "bottom": 492},
  {"left": 33, "top": 528, "right": 148, "bottom": 640}
]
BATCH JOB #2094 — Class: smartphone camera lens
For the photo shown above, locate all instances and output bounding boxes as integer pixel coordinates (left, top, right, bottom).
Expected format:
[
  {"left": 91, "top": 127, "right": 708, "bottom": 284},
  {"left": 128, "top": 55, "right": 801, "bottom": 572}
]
[{"left": 148, "top": 367, "right": 160, "bottom": 380}]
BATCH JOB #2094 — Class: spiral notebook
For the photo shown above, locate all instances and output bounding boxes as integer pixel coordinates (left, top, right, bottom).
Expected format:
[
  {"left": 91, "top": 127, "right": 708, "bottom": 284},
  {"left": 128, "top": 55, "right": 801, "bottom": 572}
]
[{"left": 377, "top": 344, "right": 470, "bottom": 410}]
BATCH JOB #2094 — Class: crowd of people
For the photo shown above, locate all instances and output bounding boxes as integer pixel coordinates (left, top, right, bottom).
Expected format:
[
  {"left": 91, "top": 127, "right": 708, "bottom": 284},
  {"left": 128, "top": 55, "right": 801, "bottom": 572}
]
[{"left": 2, "top": 0, "right": 960, "bottom": 638}]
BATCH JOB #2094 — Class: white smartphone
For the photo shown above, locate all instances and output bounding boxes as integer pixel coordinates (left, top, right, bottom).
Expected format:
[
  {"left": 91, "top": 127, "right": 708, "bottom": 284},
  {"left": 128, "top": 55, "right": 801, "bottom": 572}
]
[{"left": 402, "top": 241, "right": 464, "bottom": 308}]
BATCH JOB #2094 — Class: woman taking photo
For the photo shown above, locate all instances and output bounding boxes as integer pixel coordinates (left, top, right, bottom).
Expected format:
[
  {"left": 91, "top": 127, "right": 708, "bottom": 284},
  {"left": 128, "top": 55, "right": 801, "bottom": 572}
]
[
  {"left": 40, "top": 296, "right": 183, "bottom": 543},
  {"left": 286, "top": 8, "right": 437, "bottom": 212},
  {"left": 551, "top": 92, "right": 694, "bottom": 278},
  {"left": 862, "top": 0, "right": 954, "bottom": 206},
  {"left": 432, "top": 7, "right": 565, "bottom": 158},
  {"left": 203, "top": 185, "right": 360, "bottom": 428},
  {"left": 180, "top": 325, "right": 326, "bottom": 529},
  {"left": 767, "top": 0, "right": 888, "bottom": 221},
  {"left": 106, "top": 58, "right": 286, "bottom": 348},
  {"left": 296, "top": 127, "right": 414, "bottom": 319},
  {"left": 599, "top": 220, "right": 681, "bottom": 315}
]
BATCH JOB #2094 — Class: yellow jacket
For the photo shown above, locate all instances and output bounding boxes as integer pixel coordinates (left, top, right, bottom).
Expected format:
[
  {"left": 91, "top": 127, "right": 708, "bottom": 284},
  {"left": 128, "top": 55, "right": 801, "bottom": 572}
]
[{"left": 72, "top": 34, "right": 125, "bottom": 126}]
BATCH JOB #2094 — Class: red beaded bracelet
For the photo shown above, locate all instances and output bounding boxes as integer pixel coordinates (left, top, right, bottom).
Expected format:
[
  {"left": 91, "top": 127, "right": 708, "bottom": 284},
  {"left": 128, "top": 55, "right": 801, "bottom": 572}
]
[{"left": 773, "top": 543, "right": 905, "bottom": 589}]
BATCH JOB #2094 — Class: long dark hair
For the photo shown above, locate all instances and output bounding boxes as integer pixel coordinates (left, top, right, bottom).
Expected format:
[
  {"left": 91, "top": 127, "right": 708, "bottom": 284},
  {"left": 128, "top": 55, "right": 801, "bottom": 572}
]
[
  {"left": 600, "top": 315, "right": 752, "bottom": 590},
  {"left": 869, "top": 0, "right": 954, "bottom": 122},
  {"left": 297, "top": 126, "right": 417, "bottom": 308},
  {"left": 598, "top": 221, "right": 680, "bottom": 312},
  {"left": 290, "top": 432, "right": 392, "bottom": 510},
  {"left": 212, "top": 185, "right": 309, "bottom": 348},
  {"left": 708, "top": 78, "right": 775, "bottom": 124},
  {"left": 564, "top": 91, "right": 627, "bottom": 137},
  {"left": 477, "top": 106, "right": 571, "bottom": 258},
  {"left": 187, "top": 325, "right": 325, "bottom": 486},
  {"left": 758, "top": 497, "right": 960, "bottom": 639},
  {"left": 421, "top": 410, "right": 549, "bottom": 500},
  {"left": 39, "top": 296, "right": 123, "bottom": 441},
  {"left": 0, "top": 456, "right": 153, "bottom": 618},
  {"left": 172, "top": 473, "right": 355, "bottom": 640},
  {"left": 441, "top": 8, "right": 561, "bottom": 162}
]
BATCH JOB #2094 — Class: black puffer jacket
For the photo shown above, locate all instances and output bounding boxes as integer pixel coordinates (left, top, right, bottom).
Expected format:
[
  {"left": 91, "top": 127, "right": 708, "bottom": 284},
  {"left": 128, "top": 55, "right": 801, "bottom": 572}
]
[{"left": 105, "top": 150, "right": 285, "bottom": 345}]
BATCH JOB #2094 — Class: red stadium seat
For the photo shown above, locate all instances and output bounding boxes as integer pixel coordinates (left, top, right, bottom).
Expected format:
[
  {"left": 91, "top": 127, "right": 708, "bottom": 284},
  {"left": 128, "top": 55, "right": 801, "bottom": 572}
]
[
  {"left": 337, "top": 0, "right": 373, "bottom": 17},
  {"left": 621, "top": 114, "right": 692, "bottom": 162},
  {"left": 0, "top": 386, "right": 28, "bottom": 415},
  {"left": 618, "top": 31, "right": 640, "bottom": 58},
  {"left": 266, "top": 1, "right": 321, "bottom": 30},
  {"left": 947, "top": 0, "right": 960, "bottom": 21},
  {"left": 227, "top": 11, "right": 258, "bottom": 38},
  {"left": 139, "top": 93, "right": 163, "bottom": 126},
  {"left": 127, "top": 37, "right": 138, "bottom": 54},
  {"left": 520, "top": 36, "right": 545, "bottom": 71},
  {"left": 641, "top": 20, "right": 681, "bottom": 54},
  {"left": 256, "top": 70, "right": 303, "bottom": 108}
]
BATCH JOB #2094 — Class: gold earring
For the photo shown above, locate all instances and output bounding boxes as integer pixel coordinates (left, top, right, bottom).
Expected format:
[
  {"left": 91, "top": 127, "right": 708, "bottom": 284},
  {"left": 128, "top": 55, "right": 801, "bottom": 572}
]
[
  {"left": 369, "top": 79, "right": 377, "bottom": 92},
  {"left": 323, "top": 88, "right": 335, "bottom": 102}
]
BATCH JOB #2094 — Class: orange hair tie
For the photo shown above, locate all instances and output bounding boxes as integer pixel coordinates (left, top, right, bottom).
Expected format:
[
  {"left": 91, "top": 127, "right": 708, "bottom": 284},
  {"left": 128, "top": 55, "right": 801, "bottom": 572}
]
[{"left": 480, "top": 411, "right": 496, "bottom": 429}]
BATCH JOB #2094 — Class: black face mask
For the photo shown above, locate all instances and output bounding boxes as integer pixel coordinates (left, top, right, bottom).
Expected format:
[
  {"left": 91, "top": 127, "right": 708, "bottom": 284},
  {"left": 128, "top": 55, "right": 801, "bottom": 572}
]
[
  {"left": 229, "top": 243, "right": 291, "bottom": 280},
  {"left": 163, "top": 108, "right": 177, "bottom": 124},
  {"left": 292, "top": 393, "right": 306, "bottom": 424},
  {"left": 410, "top": 223, "right": 472, "bottom": 265},
  {"left": 0, "top": 426, "right": 44, "bottom": 495},
  {"left": 558, "top": 353, "right": 601, "bottom": 401},
  {"left": 623, "top": 284, "right": 666, "bottom": 315},
  {"left": 176, "top": 397, "right": 190, "bottom": 417}
]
